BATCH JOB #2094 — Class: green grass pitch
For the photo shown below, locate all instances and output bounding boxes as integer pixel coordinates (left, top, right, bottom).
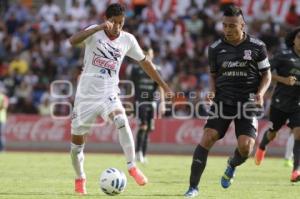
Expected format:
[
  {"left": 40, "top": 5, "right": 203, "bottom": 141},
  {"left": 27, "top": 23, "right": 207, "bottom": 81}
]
[{"left": 0, "top": 152, "right": 299, "bottom": 199}]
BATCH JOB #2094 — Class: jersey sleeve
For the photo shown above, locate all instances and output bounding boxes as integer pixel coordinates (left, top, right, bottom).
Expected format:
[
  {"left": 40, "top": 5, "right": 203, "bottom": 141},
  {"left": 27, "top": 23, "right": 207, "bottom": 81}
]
[
  {"left": 83, "top": 24, "right": 98, "bottom": 45},
  {"left": 269, "top": 50, "right": 284, "bottom": 72},
  {"left": 270, "top": 56, "right": 281, "bottom": 72},
  {"left": 126, "top": 35, "right": 146, "bottom": 62},
  {"left": 208, "top": 47, "right": 217, "bottom": 73},
  {"left": 131, "top": 66, "right": 138, "bottom": 85},
  {"left": 256, "top": 44, "right": 270, "bottom": 72}
]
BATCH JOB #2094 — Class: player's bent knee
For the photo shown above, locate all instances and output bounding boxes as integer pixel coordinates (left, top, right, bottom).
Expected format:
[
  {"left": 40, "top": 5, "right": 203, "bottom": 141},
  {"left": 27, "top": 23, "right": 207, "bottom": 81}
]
[
  {"left": 140, "top": 124, "right": 147, "bottom": 130},
  {"left": 239, "top": 148, "right": 251, "bottom": 157},
  {"left": 200, "top": 128, "right": 219, "bottom": 149},
  {"left": 239, "top": 143, "right": 253, "bottom": 157},
  {"left": 267, "top": 130, "right": 277, "bottom": 140},
  {"left": 113, "top": 114, "right": 127, "bottom": 129},
  {"left": 109, "top": 109, "right": 124, "bottom": 120},
  {"left": 238, "top": 135, "right": 255, "bottom": 156},
  {"left": 71, "top": 134, "right": 86, "bottom": 145},
  {"left": 292, "top": 127, "right": 300, "bottom": 139}
]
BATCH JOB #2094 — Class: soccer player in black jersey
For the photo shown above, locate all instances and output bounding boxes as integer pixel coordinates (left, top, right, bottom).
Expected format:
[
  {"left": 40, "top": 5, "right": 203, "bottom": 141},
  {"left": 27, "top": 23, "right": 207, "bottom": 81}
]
[
  {"left": 255, "top": 27, "right": 300, "bottom": 183},
  {"left": 184, "top": 6, "right": 272, "bottom": 197},
  {"left": 131, "top": 47, "right": 165, "bottom": 164}
]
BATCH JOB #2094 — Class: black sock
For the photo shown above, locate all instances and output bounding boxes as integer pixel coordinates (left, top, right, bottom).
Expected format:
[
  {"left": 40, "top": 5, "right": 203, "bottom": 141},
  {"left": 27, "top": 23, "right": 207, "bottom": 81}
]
[
  {"left": 228, "top": 148, "right": 248, "bottom": 168},
  {"left": 259, "top": 130, "right": 272, "bottom": 150},
  {"left": 136, "top": 129, "right": 146, "bottom": 152},
  {"left": 293, "top": 140, "right": 300, "bottom": 171},
  {"left": 190, "top": 145, "right": 209, "bottom": 188},
  {"left": 142, "top": 132, "right": 149, "bottom": 156}
]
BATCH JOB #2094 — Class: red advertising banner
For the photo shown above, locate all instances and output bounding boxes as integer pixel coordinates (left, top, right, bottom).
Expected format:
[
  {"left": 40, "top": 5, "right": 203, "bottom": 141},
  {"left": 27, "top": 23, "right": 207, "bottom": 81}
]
[{"left": 4, "top": 115, "right": 291, "bottom": 147}]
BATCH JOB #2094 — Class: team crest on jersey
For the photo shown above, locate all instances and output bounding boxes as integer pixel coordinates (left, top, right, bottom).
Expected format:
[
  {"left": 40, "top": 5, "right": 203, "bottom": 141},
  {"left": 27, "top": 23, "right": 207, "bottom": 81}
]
[{"left": 243, "top": 50, "right": 252, "bottom": 60}]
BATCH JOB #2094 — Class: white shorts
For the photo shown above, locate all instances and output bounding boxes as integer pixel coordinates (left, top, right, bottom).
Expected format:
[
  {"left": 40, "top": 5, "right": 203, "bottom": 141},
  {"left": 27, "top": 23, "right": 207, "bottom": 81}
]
[{"left": 71, "top": 94, "right": 124, "bottom": 135}]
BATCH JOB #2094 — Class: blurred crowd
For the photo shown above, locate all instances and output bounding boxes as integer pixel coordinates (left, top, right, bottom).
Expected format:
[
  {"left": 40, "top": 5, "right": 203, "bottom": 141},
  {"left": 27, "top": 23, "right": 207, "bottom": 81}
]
[{"left": 0, "top": 0, "right": 299, "bottom": 117}]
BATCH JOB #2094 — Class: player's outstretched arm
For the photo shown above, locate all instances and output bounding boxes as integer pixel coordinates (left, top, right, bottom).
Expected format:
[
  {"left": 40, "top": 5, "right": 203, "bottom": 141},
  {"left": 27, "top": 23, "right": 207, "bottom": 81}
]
[
  {"left": 209, "top": 73, "right": 216, "bottom": 94},
  {"left": 272, "top": 74, "right": 297, "bottom": 86},
  {"left": 206, "top": 73, "right": 216, "bottom": 104},
  {"left": 69, "top": 21, "right": 113, "bottom": 46},
  {"left": 138, "top": 58, "right": 173, "bottom": 98},
  {"left": 256, "top": 69, "right": 271, "bottom": 107},
  {"left": 158, "top": 86, "right": 166, "bottom": 115}
]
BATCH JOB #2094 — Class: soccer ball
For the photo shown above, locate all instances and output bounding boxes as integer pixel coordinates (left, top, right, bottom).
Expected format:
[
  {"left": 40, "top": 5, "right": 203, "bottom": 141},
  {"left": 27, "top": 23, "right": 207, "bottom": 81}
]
[{"left": 99, "top": 168, "right": 127, "bottom": 195}]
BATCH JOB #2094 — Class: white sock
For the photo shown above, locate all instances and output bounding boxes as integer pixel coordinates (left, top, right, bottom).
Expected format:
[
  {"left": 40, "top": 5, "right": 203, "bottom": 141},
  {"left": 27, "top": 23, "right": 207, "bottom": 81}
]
[
  {"left": 70, "top": 143, "right": 86, "bottom": 179},
  {"left": 285, "top": 133, "right": 294, "bottom": 160},
  {"left": 127, "top": 162, "right": 135, "bottom": 169},
  {"left": 113, "top": 114, "right": 136, "bottom": 169}
]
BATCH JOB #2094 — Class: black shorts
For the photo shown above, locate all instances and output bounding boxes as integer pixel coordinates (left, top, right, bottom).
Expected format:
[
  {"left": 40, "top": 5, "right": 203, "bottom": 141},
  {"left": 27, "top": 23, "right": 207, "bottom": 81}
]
[
  {"left": 137, "top": 103, "right": 155, "bottom": 131},
  {"left": 204, "top": 102, "right": 258, "bottom": 139},
  {"left": 269, "top": 106, "right": 300, "bottom": 131}
]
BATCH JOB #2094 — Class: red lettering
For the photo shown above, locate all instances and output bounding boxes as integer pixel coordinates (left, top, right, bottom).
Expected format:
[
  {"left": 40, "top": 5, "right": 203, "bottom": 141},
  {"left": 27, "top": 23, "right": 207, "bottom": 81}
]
[{"left": 92, "top": 55, "right": 117, "bottom": 70}]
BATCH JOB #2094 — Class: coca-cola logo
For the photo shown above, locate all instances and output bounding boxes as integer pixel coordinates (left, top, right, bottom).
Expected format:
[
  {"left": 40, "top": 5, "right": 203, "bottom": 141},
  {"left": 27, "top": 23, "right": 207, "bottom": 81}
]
[
  {"left": 90, "top": 123, "right": 118, "bottom": 142},
  {"left": 5, "top": 116, "right": 66, "bottom": 141},
  {"left": 30, "top": 118, "right": 66, "bottom": 140},
  {"left": 92, "top": 55, "right": 117, "bottom": 70},
  {"left": 3, "top": 115, "right": 291, "bottom": 148},
  {"left": 176, "top": 121, "right": 204, "bottom": 144}
]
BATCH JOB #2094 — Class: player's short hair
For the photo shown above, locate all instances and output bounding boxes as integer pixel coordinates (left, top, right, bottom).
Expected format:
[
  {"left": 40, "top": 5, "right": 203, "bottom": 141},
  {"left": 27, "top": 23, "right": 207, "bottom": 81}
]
[
  {"left": 285, "top": 27, "right": 300, "bottom": 48},
  {"left": 142, "top": 46, "right": 152, "bottom": 52},
  {"left": 105, "top": 3, "right": 125, "bottom": 18},
  {"left": 223, "top": 5, "right": 244, "bottom": 21}
]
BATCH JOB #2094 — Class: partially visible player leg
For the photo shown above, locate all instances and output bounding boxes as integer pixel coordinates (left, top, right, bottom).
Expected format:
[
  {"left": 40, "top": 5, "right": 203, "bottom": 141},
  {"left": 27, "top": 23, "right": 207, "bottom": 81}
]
[
  {"left": 141, "top": 115, "right": 155, "bottom": 163},
  {"left": 185, "top": 113, "right": 231, "bottom": 197},
  {"left": 135, "top": 124, "right": 147, "bottom": 163},
  {"left": 222, "top": 135, "right": 255, "bottom": 188},
  {"left": 185, "top": 103, "right": 231, "bottom": 197},
  {"left": 222, "top": 116, "right": 256, "bottom": 189},
  {"left": 70, "top": 101, "right": 99, "bottom": 195},
  {"left": 291, "top": 127, "right": 300, "bottom": 182},
  {"left": 284, "top": 131, "right": 294, "bottom": 167},
  {"left": 136, "top": 105, "right": 152, "bottom": 163},
  {"left": 111, "top": 110, "right": 135, "bottom": 164},
  {"left": 184, "top": 128, "right": 220, "bottom": 197},
  {"left": 110, "top": 110, "right": 148, "bottom": 186},
  {"left": 255, "top": 106, "right": 287, "bottom": 165},
  {"left": 255, "top": 129, "right": 277, "bottom": 165},
  {"left": 142, "top": 130, "right": 149, "bottom": 161},
  {"left": 71, "top": 135, "right": 87, "bottom": 195}
]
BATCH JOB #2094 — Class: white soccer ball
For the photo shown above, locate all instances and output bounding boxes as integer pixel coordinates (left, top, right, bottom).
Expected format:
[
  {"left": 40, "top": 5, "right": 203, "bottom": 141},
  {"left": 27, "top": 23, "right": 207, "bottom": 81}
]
[{"left": 99, "top": 168, "right": 127, "bottom": 195}]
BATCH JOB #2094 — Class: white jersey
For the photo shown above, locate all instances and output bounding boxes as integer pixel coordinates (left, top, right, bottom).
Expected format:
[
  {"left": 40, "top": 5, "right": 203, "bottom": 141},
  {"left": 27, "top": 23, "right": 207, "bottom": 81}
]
[{"left": 76, "top": 25, "right": 145, "bottom": 100}]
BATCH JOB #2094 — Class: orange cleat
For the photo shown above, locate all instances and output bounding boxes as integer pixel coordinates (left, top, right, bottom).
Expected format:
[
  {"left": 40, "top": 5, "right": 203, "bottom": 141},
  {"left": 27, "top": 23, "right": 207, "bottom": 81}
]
[
  {"left": 254, "top": 147, "right": 266, "bottom": 166},
  {"left": 75, "top": 178, "right": 87, "bottom": 195},
  {"left": 290, "top": 170, "right": 300, "bottom": 183},
  {"left": 128, "top": 166, "right": 148, "bottom": 186}
]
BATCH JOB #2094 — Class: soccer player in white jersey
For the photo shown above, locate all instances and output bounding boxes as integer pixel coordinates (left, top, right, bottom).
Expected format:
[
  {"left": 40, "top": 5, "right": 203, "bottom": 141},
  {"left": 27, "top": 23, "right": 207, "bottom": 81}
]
[{"left": 69, "top": 3, "right": 172, "bottom": 195}]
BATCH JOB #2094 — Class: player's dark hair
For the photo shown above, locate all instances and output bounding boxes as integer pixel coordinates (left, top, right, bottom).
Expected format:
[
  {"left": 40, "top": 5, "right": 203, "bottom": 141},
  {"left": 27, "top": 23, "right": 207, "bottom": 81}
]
[
  {"left": 223, "top": 5, "right": 244, "bottom": 20},
  {"left": 142, "top": 46, "right": 151, "bottom": 52},
  {"left": 285, "top": 27, "right": 300, "bottom": 48},
  {"left": 105, "top": 3, "right": 125, "bottom": 18}
]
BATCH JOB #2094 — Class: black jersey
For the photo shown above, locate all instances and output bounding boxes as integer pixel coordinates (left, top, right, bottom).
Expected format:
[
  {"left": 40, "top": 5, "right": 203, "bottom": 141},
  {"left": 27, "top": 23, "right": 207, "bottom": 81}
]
[
  {"left": 208, "top": 34, "right": 270, "bottom": 105},
  {"left": 131, "top": 64, "right": 159, "bottom": 102},
  {"left": 271, "top": 48, "right": 300, "bottom": 112}
]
